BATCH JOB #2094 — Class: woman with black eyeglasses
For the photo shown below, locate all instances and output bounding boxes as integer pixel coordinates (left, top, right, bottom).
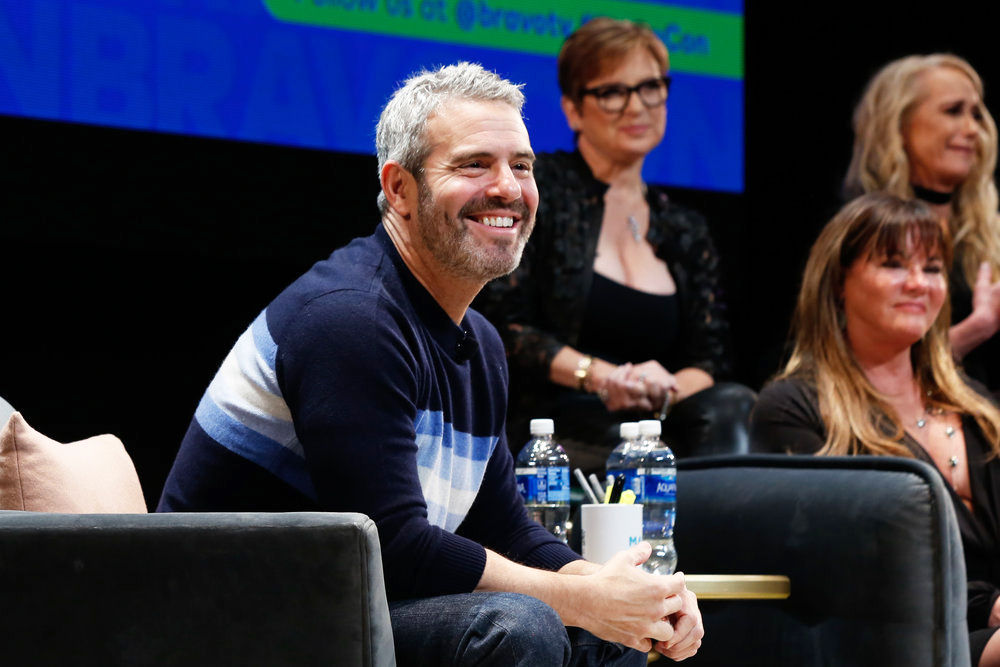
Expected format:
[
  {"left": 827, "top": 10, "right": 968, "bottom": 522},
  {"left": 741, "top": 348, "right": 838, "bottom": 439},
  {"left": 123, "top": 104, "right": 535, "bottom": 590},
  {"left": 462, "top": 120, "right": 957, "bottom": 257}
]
[{"left": 475, "top": 16, "right": 754, "bottom": 475}]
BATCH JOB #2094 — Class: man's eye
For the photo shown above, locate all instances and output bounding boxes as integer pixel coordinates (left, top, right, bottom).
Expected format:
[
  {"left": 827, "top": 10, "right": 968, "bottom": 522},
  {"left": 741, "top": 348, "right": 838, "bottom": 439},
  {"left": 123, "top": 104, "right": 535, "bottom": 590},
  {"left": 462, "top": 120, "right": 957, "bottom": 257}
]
[{"left": 463, "top": 161, "right": 484, "bottom": 169}]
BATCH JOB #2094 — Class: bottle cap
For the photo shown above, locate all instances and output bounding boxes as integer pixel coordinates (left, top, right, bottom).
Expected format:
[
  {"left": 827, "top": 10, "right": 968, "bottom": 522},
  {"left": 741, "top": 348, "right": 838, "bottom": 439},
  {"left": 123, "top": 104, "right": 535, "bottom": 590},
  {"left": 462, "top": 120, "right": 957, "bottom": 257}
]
[
  {"left": 529, "top": 418, "right": 555, "bottom": 435},
  {"left": 619, "top": 422, "right": 640, "bottom": 439},
  {"left": 638, "top": 419, "right": 662, "bottom": 437}
]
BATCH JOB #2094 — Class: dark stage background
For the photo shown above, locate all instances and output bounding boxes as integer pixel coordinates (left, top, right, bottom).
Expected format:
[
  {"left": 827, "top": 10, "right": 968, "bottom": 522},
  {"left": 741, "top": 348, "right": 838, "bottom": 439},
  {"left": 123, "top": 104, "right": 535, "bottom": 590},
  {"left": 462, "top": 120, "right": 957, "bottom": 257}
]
[{"left": 2, "top": 4, "right": 996, "bottom": 507}]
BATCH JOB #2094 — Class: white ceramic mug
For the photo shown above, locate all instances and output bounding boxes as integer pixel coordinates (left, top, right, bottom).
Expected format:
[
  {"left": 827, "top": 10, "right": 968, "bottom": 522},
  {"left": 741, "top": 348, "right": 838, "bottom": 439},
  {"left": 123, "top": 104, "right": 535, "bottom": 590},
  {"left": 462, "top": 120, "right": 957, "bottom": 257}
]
[{"left": 580, "top": 503, "right": 644, "bottom": 564}]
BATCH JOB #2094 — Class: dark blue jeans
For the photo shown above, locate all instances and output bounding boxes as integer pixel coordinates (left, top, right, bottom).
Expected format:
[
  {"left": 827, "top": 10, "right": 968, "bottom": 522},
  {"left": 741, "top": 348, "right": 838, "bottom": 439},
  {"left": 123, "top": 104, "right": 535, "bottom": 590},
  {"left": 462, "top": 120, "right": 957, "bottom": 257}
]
[{"left": 389, "top": 591, "right": 647, "bottom": 666}]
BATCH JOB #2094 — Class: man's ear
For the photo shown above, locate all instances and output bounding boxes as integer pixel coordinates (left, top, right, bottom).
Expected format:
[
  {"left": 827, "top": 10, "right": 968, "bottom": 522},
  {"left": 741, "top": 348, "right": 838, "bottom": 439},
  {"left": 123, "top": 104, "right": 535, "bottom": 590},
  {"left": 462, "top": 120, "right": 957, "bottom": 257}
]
[
  {"left": 381, "top": 161, "right": 417, "bottom": 219},
  {"left": 561, "top": 95, "right": 582, "bottom": 132}
]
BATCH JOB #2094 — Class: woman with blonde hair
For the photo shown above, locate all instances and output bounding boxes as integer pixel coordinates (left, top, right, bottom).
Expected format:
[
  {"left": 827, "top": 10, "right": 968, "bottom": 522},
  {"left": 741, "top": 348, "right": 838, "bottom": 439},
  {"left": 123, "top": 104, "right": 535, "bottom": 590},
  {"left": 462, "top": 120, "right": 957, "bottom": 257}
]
[
  {"left": 750, "top": 192, "right": 1000, "bottom": 665},
  {"left": 845, "top": 53, "right": 1000, "bottom": 391}
]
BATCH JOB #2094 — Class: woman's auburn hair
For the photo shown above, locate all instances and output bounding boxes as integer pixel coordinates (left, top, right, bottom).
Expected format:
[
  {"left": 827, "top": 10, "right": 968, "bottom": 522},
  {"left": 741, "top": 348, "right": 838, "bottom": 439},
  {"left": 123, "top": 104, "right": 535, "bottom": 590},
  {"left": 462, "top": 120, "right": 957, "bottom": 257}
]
[
  {"left": 844, "top": 53, "right": 1000, "bottom": 287},
  {"left": 781, "top": 192, "right": 1000, "bottom": 458},
  {"left": 557, "top": 16, "right": 668, "bottom": 105}
]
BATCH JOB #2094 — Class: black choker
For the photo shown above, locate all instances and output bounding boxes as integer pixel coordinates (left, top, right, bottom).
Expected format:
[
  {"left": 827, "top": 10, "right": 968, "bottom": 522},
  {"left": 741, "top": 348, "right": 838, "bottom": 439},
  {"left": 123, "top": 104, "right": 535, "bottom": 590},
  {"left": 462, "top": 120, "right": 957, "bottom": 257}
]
[{"left": 912, "top": 184, "right": 954, "bottom": 205}]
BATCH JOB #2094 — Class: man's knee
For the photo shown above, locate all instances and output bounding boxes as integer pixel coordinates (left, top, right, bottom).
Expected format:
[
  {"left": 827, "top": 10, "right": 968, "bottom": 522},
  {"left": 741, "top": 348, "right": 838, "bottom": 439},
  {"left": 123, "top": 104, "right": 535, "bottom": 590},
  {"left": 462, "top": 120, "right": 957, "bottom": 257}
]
[{"left": 463, "top": 592, "right": 570, "bottom": 666}]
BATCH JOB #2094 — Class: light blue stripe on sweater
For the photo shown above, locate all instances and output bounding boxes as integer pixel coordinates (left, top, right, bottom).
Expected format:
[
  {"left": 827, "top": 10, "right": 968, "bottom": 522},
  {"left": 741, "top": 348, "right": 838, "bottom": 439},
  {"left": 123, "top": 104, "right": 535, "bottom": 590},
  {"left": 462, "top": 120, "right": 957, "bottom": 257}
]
[
  {"left": 195, "top": 311, "right": 315, "bottom": 498},
  {"left": 195, "top": 395, "right": 315, "bottom": 498},
  {"left": 250, "top": 311, "right": 277, "bottom": 369},
  {"left": 415, "top": 409, "right": 497, "bottom": 531}
]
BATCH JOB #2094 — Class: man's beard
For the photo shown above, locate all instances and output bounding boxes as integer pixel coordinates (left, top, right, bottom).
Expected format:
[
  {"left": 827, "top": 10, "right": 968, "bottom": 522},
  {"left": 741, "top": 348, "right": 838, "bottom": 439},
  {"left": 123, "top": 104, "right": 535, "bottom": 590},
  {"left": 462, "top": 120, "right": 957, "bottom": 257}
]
[{"left": 416, "top": 180, "right": 534, "bottom": 283}]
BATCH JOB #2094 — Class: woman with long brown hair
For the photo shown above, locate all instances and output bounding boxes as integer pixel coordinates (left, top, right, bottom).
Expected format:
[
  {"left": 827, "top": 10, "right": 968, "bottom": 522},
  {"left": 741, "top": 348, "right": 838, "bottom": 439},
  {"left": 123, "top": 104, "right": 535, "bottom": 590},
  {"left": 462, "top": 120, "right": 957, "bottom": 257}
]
[{"left": 751, "top": 192, "right": 1000, "bottom": 665}]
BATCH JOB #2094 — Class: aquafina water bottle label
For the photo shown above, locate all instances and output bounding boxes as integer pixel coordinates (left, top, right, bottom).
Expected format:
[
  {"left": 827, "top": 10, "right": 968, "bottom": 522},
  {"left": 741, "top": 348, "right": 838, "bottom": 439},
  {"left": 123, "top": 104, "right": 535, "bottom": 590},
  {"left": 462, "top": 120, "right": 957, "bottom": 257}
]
[
  {"left": 515, "top": 467, "right": 570, "bottom": 503},
  {"left": 545, "top": 466, "right": 570, "bottom": 502},
  {"left": 636, "top": 467, "right": 677, "bottom": 500},
  {"left": 514, "top": 468, "right": 542, "bottom": 503},
  {"left": 638, "top": 466, "right": 677, "bottom": 532}
]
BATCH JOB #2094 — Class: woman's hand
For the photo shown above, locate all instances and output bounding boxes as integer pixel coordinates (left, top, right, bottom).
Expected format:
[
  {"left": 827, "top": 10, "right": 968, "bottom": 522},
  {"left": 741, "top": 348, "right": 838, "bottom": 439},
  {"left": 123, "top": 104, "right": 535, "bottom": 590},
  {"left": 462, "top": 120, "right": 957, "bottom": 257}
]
[
  {"left": 597, "top": 363, "right": 653, "bottom": 411},
  {"left": 970, "top": 261, "right": 1000, "bottom": 334},
  {"left": 627, "top": 361, "right": 679, "bottom": 413},
  {"left": 596, "top": 361, "right": 677, "bottom": 413},
  {"left": 951, "top": 261, "right": 1000, "bottom": 358}
]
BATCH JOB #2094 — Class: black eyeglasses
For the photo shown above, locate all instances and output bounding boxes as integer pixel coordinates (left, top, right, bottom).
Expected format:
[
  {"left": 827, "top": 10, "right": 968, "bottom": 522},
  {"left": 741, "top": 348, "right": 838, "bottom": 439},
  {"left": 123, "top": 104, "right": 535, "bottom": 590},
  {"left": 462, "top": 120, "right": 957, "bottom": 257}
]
[{"left": 579, "top": 75, "right": 672, "bottom": 113}]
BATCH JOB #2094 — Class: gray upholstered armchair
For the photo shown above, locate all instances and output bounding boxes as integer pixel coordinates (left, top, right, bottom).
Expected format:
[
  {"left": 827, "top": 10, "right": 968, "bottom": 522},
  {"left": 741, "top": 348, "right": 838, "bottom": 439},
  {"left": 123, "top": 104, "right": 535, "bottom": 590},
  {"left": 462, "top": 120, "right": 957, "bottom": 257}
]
[
  {"left": 1, "top": 411, "right": 395, "bottom": 666},
  {"left": 0, "top": 511, "right": 395, "bottom": 666},
  {"left": 673, "top": 454, "right": 969, "bottom": 666}
]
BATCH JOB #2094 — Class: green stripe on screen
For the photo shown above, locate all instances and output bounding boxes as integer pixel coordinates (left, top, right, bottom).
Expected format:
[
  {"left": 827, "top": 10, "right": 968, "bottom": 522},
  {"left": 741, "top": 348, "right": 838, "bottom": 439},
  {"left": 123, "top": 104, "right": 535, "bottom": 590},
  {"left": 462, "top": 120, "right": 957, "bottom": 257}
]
[{"left": 262, "top": 0, "right": 743, "bottom": 79}]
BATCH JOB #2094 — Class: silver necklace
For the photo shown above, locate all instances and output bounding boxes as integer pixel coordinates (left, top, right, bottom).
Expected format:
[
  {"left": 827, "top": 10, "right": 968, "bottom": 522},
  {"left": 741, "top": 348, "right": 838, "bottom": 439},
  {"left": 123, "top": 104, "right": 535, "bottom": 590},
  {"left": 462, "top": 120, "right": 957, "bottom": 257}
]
[
  {"left": 627, "top": 216, "right": 642, "bottom": 242},
  {"left": 916, "top": 406, "right": 959, "bottom": 467},
  {"left": 625, "top": 183, "right": 649, "bottom": 243}
]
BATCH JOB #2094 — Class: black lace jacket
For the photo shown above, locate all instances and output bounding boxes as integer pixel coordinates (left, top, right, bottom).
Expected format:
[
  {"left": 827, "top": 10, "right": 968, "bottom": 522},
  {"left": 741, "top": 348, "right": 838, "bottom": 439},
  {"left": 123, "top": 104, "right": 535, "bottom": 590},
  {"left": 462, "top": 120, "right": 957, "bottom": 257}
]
[{"left": 474, "top": 149, "right": 733, "bottom": 401}]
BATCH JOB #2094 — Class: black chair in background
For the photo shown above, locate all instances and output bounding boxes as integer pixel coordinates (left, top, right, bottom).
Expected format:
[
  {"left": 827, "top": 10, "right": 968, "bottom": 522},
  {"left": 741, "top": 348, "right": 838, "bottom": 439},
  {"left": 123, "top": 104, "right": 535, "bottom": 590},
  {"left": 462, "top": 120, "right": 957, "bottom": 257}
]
[
  {"left": 662, "top": 381, "right": 758, "bottom": 458},
  {"left": 673, "top": 454, "right": 969, "bottom": 667}
]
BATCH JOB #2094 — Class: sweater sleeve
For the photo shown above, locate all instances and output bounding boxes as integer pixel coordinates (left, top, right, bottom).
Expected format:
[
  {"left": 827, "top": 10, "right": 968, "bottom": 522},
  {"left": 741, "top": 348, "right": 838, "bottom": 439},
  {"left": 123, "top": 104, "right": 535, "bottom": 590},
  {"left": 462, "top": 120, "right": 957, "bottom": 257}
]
[{"left": 276, "top": 290, "right": 489, "bottom": 600}]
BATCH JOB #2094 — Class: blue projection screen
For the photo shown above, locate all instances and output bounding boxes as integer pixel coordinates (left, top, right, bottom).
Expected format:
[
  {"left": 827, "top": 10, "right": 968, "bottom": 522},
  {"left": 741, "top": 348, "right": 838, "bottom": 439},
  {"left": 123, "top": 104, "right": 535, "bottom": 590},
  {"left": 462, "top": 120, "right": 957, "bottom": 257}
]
[{"left": 0, "top": 0, "right": 743, "bottom": 192}]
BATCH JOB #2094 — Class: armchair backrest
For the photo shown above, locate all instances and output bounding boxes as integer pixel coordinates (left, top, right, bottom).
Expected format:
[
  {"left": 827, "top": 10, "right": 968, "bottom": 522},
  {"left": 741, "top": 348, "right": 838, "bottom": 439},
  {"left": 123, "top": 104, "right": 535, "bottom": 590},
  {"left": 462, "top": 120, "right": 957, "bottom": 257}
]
[{"left": 674, "top": 454, "right": 969, "bottom": 666}]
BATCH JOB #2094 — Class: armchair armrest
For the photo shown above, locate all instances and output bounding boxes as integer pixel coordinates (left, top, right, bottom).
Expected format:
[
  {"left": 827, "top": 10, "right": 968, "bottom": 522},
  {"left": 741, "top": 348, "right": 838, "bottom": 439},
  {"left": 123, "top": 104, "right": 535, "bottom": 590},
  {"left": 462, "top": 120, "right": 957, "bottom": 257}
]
[{"left": 0, "top": 511, "right": 395, "bottom": 666}]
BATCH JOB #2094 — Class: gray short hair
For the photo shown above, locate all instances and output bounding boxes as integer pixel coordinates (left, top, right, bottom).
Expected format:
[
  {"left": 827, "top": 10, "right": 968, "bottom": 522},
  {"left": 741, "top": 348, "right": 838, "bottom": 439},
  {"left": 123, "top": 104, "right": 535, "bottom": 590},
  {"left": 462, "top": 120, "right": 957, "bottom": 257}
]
[{"left": 375, "top": 62, "right": 526, "bottom": 215}]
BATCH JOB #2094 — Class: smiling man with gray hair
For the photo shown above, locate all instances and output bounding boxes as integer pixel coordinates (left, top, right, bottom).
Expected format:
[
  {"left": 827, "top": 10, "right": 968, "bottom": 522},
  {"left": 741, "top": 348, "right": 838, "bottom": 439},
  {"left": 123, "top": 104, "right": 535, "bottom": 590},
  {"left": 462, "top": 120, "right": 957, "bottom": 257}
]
[{"left": 158, "top": 61, "right": 702, "bottom": 666}]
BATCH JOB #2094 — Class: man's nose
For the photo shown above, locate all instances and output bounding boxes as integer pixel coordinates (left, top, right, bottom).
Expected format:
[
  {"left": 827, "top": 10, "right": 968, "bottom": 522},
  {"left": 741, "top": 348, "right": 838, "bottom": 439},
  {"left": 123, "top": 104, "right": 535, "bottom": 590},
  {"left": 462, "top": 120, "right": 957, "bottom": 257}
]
[{"left": 490, "top": 164, "right": 522, "bottom": 201}]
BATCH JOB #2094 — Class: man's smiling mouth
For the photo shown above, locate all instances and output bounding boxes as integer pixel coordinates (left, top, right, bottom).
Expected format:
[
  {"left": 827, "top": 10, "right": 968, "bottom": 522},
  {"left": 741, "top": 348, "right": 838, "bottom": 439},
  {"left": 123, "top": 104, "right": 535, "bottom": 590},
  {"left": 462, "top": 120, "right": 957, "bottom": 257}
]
[{"left": 477, "top": 216, "right": 515, "bottom": 228}]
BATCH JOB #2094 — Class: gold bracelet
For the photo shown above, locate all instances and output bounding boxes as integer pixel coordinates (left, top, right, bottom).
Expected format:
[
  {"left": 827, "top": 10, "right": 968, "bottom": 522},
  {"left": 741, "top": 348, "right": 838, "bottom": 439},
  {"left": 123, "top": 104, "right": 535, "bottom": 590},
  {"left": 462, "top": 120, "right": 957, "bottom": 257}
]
[{"left": 574, "top": 355, "right": 594, "bottom": 392}]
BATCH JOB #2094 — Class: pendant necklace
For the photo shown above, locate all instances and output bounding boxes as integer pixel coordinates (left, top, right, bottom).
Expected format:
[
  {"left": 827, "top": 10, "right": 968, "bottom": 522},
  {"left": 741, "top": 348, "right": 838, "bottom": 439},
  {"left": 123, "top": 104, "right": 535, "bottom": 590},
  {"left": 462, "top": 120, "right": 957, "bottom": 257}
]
[
  {"left": 627, "top": 216, "right": 642, "bottom": 242},
  {"left": 626, "top": 183, "right": 649, "bottom": 243},
  {"left": 916, "top": 406, "right": 959, "bottom": 467}
]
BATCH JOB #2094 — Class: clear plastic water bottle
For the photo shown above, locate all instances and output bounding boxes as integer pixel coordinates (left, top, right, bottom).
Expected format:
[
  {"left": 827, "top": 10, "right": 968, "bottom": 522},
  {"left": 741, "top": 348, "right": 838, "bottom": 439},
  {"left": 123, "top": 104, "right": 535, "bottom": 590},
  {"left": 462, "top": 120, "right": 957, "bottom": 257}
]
[
  {"left": 632, "top": 419, "right": 678, "bottom": 575},
  {"left": 515, "top": 418, "right": 570, "bottom": 543},
  {"left": 622, "top": 423, "right": 651, "bottom": 505},
  {"left": 606, "top": 421, "right": 640, "bottom": 490}
]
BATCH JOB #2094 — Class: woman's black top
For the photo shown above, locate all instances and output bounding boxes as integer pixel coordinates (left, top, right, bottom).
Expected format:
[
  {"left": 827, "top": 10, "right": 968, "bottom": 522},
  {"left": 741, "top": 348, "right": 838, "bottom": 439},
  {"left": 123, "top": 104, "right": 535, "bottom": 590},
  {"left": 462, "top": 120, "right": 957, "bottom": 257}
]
[{"left": 577, "top": 273, "right": 680, "bottom": 367}]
